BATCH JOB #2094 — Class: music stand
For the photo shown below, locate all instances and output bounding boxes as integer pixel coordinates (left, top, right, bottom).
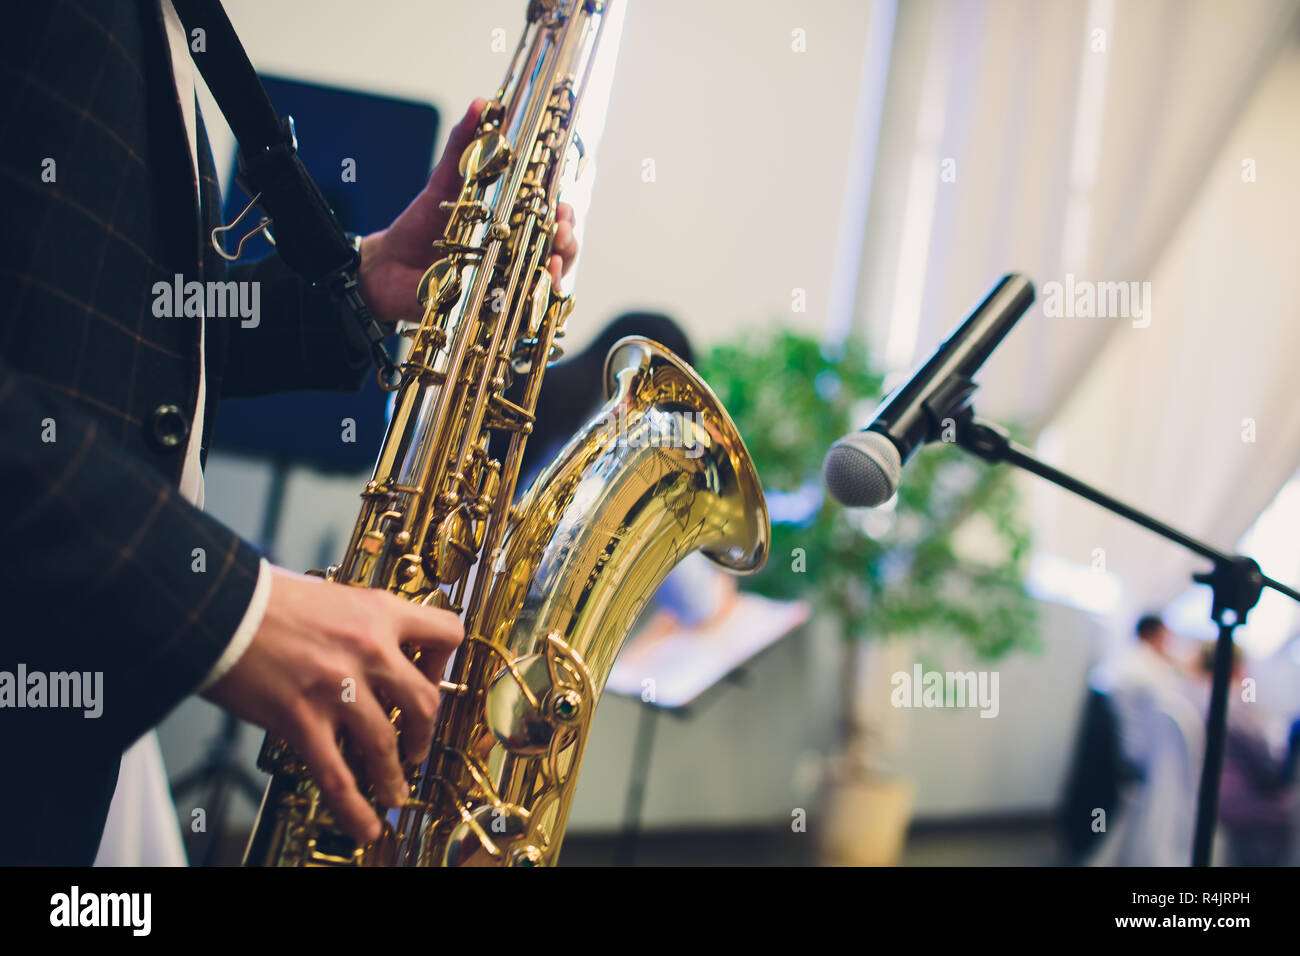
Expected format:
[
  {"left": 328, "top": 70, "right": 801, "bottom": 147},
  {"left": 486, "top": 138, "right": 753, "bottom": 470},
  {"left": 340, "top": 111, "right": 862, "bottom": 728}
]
[{"left": 603, "top": 593, "right": 810, "bottom": 865}]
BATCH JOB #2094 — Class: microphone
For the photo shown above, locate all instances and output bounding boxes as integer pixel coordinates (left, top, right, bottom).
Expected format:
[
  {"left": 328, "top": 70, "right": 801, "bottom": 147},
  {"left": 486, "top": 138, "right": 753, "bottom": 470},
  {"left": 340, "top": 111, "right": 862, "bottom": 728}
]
[{"left": 823, "top": 274, "right": 1035, "bottom": 507}]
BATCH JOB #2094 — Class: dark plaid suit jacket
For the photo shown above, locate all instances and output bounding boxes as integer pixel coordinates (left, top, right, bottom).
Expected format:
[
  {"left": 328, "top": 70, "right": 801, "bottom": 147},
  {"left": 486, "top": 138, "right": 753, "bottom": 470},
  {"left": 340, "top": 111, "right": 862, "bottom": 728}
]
[{"left": 0, "top": 1, "right": 372, "bottom": 863}]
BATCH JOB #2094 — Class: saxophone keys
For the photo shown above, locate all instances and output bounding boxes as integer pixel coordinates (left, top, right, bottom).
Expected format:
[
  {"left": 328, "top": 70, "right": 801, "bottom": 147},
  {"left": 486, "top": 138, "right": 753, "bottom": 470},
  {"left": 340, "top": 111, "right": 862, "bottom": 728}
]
[
  {"left": 441, "top": 804, "right": 533, "bottom": 867},
  {"left": 569, "top": 131, "right": 589, "bottom": 181},
  {"left": 472, "top": 463, "right": 501, "bottom": 522},
  {"left": 436, "top": 198, "right": 491, "bottom": 221},
  {"left": 552, "top": 292, "right": 574, "bottom": 329},
  {"left": 477, "top": 98, "right": 506, "bottom": 129},
  {"left": 551, "top": 689, "right": 583, "bottom": 723},
  {"left": 394, "top": 554, "right": 422, "bottom": 583},
  {"left": 526, "top": 269, "right": 551, "bottom": 337},
  {"left": 429, "top": 510, "right": 477, "bottom": 583},
  {"left": 483, "top": 652, "right": 583, "bottom": 755},
  {"left": 458, "top": 129, "right": 512, "bottom": 184},
  {"left": 508, "top": 844, "right": 544, "bottom": 867},
  {"left": 416, "top": 258, "right": 462, "bottom": 311}
]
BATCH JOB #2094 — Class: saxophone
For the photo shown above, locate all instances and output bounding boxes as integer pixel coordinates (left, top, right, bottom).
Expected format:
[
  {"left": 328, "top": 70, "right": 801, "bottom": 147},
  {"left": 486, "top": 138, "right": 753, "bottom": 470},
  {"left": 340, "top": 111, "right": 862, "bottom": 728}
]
[{"left": 244, "top": 0, "right": 769, "bottom": 867}]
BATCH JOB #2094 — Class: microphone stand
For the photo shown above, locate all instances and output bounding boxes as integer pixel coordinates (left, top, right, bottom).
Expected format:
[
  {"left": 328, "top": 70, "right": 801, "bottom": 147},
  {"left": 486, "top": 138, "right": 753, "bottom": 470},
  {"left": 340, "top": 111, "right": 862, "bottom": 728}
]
[{"left": 951, "top": 412, "right": 1300, "bottom": 867}]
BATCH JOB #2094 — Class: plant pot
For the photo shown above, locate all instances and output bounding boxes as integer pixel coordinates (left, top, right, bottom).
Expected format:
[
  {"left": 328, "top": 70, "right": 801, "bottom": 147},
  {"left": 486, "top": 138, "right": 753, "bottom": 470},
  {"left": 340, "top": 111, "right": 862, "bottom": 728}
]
[{"left": 818, "top": 774, "right": 915, "bottom": 866}]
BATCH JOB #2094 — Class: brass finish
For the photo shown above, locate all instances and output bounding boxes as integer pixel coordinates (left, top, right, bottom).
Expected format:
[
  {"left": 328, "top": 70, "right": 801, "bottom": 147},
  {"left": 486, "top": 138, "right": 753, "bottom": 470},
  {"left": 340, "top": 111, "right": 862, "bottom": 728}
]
[
  {"left": 243, "top": 0, "right": 769, "bottom": 867},
  {"left": 416, "top": 259, "right": 462, "bottom": 310}
]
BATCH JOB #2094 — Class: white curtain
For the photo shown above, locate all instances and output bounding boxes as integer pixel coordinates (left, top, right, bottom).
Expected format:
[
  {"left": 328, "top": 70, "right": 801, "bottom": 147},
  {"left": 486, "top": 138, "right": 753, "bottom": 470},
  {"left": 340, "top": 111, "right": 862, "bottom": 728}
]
[
  {"left": 847, "top": 0, "right": 1300, "bottom": 617},
  {"left": 1048, "top": 29, "right": 1300, "bottom": 616}
]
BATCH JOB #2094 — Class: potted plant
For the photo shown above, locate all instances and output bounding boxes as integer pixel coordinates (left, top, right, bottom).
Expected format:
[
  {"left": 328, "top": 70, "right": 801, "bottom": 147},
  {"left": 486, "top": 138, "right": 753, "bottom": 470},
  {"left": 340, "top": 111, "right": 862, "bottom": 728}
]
[{"left": 699, "top": 330, "right": 1038, "bottom": 864}]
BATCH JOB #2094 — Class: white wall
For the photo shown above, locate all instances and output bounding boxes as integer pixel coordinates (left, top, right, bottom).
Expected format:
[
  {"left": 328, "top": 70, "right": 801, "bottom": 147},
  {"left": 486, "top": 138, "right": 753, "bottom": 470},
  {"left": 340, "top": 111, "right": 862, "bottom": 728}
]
[
  {"left": 1044, "top": 27, "right": 1300, "bottom": 621},
  {"left": 208, "top": 0, "right": 885, "bottom": 353}
]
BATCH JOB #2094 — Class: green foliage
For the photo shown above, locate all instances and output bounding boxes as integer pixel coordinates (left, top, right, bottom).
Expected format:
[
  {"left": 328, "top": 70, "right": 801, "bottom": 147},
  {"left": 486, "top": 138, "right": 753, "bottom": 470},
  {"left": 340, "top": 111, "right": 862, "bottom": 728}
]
[{"left": 700, "top": 330, "right": 1037, "bottom": 660}]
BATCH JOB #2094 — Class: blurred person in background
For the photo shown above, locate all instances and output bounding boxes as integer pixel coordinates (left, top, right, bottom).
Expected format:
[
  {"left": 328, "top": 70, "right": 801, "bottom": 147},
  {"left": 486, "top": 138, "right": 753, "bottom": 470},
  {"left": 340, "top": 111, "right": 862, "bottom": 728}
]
[
  {"left": 1086, "top": 615, "right": 1203, "bottom": 866},
  {"left": 1193, "top": 646, "right": 1300, "bottom": 866}
]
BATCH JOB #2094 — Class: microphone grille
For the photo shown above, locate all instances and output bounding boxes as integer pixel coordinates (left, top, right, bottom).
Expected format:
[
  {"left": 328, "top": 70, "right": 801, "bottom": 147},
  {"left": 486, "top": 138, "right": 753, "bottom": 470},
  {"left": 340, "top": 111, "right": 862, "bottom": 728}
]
[{"left": 823, "top": 431, "right": 903, "bottom": 508}]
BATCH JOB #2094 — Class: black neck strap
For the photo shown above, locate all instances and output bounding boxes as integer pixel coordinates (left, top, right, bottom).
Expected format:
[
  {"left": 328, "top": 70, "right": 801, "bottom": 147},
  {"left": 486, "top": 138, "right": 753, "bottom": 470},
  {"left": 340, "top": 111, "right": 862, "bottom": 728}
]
[{"left": 170, "top": 0, "right": 395, "bottom": 379}]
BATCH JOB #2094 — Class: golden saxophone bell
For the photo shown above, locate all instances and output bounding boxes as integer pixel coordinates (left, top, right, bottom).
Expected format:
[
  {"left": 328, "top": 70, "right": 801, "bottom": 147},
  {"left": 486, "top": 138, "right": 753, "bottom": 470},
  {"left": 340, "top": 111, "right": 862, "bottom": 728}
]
[{"left": 418, "top": 336, "right": 768, "bottom": 866}]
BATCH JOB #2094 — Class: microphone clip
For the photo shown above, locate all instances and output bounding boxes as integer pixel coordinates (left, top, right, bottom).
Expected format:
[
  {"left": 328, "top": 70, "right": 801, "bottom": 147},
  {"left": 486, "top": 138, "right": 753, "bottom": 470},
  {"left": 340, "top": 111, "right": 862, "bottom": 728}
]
[{"left": 916, "top": 374, "right": 978, "bottom": 448}]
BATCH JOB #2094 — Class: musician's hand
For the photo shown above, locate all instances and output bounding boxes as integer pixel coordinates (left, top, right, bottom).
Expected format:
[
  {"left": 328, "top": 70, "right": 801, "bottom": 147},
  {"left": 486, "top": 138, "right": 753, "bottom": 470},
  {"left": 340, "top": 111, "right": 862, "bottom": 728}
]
[
  {"left": 200, "top": 566, "right": 464, "bottom": 845},
  {"left": 358, "top": 99, "right": 580, "bottom": 326}
]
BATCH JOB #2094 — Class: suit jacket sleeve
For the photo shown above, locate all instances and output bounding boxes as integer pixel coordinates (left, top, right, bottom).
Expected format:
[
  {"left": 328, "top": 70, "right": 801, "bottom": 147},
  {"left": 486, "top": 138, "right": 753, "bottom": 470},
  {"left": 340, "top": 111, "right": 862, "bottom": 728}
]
[
  {"left": 0, "top": 355, "right": 262, "bottom": 758},
  {"left": 220, "top": 255, "right": 375, "bottom": 399}
]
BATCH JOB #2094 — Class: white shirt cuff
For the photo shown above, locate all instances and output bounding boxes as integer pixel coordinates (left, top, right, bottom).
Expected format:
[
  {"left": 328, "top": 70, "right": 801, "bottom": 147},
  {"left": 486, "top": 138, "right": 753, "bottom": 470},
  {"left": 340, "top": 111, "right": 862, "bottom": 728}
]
[{"left": 197, "top": 557, "right": 272, "bottom": 692}]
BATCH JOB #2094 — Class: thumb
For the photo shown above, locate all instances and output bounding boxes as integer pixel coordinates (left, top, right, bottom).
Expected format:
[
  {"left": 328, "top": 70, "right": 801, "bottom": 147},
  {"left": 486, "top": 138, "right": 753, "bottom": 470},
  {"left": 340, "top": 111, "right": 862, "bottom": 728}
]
[{"left": 427, "top": 98, "right": 488, "bottom": 197}]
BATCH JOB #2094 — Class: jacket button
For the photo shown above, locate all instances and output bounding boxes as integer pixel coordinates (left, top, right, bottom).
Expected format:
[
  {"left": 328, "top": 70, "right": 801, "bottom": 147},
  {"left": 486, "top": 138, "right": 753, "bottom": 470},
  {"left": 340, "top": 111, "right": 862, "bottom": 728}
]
[{"left": 148, "top": 404, "right": 190, "bottom": 450}]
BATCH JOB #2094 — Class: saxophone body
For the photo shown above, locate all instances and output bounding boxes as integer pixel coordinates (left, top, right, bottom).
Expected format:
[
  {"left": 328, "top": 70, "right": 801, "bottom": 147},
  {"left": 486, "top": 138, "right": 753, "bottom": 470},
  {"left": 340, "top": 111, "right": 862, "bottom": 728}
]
[{"left": 244, "top": 0, "right": 769, "bottom": 867}]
